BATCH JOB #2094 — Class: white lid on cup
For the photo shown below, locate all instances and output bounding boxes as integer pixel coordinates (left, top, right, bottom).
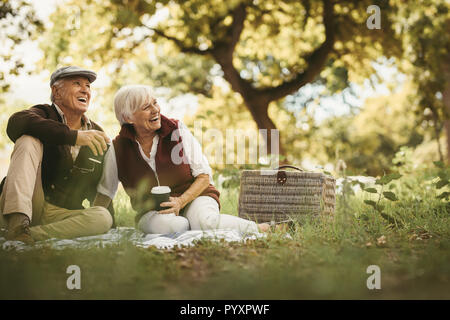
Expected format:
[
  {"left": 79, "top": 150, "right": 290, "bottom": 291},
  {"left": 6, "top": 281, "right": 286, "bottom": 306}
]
[{"left": 151, "top": 186, "right": 171, "bottom": 194}]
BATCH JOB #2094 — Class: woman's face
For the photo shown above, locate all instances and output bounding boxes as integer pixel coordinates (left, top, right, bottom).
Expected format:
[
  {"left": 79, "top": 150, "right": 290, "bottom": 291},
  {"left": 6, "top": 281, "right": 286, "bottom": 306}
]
[{"left": 130, "top": 97, "right": 161, "bottom": 133}]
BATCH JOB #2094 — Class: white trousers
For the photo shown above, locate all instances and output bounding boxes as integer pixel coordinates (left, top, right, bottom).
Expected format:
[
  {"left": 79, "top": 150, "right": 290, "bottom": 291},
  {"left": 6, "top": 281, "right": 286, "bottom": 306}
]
[{"left": 137, "top": 196, "right": 259, "bottom": 234}]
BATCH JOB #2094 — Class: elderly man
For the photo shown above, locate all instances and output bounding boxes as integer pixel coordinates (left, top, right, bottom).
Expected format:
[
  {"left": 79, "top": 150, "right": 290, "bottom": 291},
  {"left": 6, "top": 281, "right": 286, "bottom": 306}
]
[{"left": 0, "top": 66, "right": 113, "bottom": 244}]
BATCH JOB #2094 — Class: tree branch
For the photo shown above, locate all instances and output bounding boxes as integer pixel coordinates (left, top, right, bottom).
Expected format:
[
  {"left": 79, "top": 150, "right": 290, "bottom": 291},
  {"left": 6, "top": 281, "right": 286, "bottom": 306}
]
[
  {"left": 142, "top": 3, "right": 256, "bottom": 102},
  {"left": 301, "top": 0, "right": 311, "bottom": 29},
  {"left": 262, "top": 0, "right": 336, "bottom": 102},
  {"left": 210, "top": 2, "right": 261, "bottom": 103},
  {"left": 212, "top": 0, "right": 313, "bottom": 105},
  {"left": 212, "top": 2, "right": 247, "bottom": 56},
  {"left": 145, "top": 25, "right": 212, "bottom": 55},
  {"left": 229, "top": 2, "right": 247, "bottom": 53}
]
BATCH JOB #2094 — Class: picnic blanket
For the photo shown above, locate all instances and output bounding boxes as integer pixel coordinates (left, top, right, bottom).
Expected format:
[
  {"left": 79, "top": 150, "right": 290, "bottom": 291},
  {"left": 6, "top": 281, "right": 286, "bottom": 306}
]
[{"left": 0, "top": 227, "right": 268, "bottom": 252}]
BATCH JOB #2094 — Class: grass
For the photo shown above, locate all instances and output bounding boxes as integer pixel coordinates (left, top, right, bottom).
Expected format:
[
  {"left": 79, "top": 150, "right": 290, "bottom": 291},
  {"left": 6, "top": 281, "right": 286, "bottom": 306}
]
[{"left": 0, "top": 168, "right": 449, "bottom": 299}]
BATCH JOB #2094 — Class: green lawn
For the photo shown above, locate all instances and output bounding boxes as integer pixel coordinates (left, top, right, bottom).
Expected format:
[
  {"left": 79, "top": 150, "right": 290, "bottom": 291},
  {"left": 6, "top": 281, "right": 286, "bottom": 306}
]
[{"left": 0, "top": 168, "right": 449, "bottom": 299}]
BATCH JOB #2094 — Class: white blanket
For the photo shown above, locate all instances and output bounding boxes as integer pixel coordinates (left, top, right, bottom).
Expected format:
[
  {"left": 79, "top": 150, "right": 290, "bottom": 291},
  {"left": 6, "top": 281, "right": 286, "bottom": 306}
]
[{"left": 0, "top": 227, "right": 268, "bottom": 251}]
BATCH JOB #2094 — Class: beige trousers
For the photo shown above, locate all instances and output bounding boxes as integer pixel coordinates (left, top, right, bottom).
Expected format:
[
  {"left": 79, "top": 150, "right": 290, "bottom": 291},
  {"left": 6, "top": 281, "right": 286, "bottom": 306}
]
[{"left": 0, "top": 135, "right": 112, "bottom": 241}]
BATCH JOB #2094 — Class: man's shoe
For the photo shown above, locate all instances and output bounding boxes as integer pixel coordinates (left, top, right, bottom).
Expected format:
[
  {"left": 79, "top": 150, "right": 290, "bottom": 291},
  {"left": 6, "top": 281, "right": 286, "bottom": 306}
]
[{"left": 6, "top": 212, "right": 35, "bottom": 245}]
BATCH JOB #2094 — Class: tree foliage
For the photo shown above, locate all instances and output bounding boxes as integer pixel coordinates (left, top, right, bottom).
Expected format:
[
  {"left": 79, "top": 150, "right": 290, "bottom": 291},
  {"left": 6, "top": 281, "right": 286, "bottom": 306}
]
[
  {"left": 308, "top": 82, "right": 425, "bottom": 176},
  {"left": 393, "top": 0, "right": 450, "bottom": 160},
  {"left": 4, "top": 0, "right": 444, "bottom": 174},
  {"left": 0, "top": 0, "right": 43, "bottom": 95},
  {"left": 39, "top": 0, "right": 403, "bottom": 154}
]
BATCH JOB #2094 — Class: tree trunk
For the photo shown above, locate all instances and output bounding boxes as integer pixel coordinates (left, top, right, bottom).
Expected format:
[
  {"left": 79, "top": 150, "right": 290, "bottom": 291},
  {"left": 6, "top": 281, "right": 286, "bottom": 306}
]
[
  {"left": 144, "top": 1, "right": 335, "bottom": 165},
  {"left": 245, "top": 100, "right": 286, "bottom": 158},
  {"left": 435, "top": 123, "right": 444, "bottom": 163},
  {"left": 211, "top": 48, "right": 286, "bottom": 159},
  {"left": 443, "top": 76, "right": 450, "bottom": 163},
  {"left": 171, "top": 0, "right": 334, "bottom": 165},
  {"left": 431, "top": 108, "right": 444, "bottom": 162}
]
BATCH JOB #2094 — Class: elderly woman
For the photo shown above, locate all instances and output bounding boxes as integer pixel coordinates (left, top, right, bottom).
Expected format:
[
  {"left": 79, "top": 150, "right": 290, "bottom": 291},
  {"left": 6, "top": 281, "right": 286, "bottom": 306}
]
[{"left": 94, "top": 85, "right": 270, "bottom": 234}]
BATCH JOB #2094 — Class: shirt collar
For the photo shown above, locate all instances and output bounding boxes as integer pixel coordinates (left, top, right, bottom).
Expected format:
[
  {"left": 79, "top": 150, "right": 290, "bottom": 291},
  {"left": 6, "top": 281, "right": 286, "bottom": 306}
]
[{"left": 53, "top": 103, "right": 92, "bottom": 129}]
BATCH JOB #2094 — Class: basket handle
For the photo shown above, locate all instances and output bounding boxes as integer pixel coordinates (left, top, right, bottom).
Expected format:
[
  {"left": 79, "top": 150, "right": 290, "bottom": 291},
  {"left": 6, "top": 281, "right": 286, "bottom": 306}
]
[
  {"left": 274, "top": 165, "right": 304, "bottom": 185},
  {"left": 274, "top": 165, "right": 304, "bottom": 172}
]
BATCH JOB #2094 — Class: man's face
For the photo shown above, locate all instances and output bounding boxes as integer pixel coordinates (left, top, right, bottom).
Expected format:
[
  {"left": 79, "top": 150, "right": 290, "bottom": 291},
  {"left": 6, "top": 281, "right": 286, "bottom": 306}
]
[{"left": 53, "top": 76, "right": 91, "bottom": 115}]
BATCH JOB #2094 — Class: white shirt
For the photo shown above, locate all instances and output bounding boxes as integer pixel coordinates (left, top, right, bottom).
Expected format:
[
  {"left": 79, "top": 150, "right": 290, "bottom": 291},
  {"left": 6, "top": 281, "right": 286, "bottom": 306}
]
[{"left": 97, "top": 121, "right": 214, "bottom": 200}]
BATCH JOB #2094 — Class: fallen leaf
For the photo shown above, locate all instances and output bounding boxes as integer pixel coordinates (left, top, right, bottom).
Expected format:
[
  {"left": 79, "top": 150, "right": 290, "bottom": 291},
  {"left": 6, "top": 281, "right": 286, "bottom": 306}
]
[
  {"left": 409, "top": 233, "right": 418, "bottom": 241},
  {"left": 179, "top": 260, "right": 192, "bottom": 269},
  {"left": 377, "top": 235, "right": 387, "bottom": 246}
]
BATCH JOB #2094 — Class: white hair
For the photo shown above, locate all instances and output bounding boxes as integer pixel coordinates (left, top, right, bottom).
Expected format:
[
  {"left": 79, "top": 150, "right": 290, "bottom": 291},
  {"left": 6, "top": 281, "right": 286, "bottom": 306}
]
[
  {"left": 114, "top": 84, "right": 155, "bottom": 125},
  {"left": 50, "top": 79, "right": 65, "bottom": 103}
]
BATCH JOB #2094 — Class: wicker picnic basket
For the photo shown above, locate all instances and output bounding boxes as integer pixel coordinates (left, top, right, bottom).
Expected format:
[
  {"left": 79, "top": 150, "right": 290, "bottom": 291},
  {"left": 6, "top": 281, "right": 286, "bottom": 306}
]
[{"left": 238, "top": 165, "right": 336, "bottom": 223}]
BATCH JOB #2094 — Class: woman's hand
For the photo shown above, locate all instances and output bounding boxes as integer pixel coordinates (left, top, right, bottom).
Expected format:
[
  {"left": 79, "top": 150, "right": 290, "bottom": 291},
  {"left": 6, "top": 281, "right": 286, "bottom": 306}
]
[
  {"left": 159, "top": 196, "right": 185, "bottom": 215},
  {"left": 158, "top": 174, "right": 209, "bottom": 215}
]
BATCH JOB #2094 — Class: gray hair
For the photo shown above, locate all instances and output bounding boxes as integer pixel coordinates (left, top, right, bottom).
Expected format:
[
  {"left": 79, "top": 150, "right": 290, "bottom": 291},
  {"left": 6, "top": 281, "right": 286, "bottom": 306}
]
[
  {"left": 50, "top": 78, "right": 66, "bottom": 103},
  {"left": 114, "top": 84, "right": 155, "bottom": 125}
]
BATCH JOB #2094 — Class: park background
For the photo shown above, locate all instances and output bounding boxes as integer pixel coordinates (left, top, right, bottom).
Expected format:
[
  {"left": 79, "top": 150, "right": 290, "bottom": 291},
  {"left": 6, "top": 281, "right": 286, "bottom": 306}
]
[{"left": 0, "top": 0, "right": 449, "bottom": 299}]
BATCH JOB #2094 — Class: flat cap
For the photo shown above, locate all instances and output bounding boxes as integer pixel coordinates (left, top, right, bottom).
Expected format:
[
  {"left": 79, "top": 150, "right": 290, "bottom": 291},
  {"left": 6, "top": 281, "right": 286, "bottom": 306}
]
[{"left": 50, "top": 66, "right": 97, "bottom": 86}]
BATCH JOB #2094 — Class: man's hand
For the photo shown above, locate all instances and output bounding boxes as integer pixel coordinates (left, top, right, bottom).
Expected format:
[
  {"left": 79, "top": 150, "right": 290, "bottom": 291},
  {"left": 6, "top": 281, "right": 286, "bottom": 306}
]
[
  {"left": 76, "top": 130, "right": 111, "bottom": 156},
  {"left": 159, "top": 196, "right": 185, "bottom": 215}
]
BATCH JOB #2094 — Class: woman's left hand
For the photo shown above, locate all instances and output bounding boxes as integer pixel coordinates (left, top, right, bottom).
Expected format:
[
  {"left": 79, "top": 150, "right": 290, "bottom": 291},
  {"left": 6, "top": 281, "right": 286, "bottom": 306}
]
[{"left": 159, "top": 196, "right": 185, "bottom": 215}]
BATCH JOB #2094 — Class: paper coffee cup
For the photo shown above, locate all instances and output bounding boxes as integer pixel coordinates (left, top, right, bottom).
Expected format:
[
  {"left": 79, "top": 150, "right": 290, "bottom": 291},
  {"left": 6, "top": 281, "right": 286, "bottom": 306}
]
[{"left": 151, "top": 186, "right": 171, "bottom": 211}]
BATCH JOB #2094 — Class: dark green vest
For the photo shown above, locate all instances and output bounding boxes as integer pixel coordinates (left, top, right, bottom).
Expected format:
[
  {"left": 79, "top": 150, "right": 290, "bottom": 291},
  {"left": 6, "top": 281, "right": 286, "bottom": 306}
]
[{"left": 37, "top": 105, "right": 106, "bottom": 210}]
